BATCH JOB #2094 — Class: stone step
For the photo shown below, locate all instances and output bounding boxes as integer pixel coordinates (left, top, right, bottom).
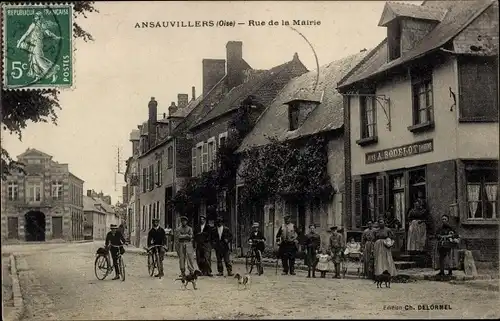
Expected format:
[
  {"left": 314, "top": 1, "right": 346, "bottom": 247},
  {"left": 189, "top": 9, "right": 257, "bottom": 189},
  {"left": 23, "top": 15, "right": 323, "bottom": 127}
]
[{"left": 394, "top": 261, "right": 417, "bottom": 270}]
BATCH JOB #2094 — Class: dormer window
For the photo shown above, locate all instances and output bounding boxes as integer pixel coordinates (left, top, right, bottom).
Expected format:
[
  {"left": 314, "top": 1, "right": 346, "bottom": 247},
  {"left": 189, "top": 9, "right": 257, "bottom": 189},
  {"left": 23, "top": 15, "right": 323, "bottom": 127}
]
[
  {"left": 387, "top": 20, "right": 401, "bottom": 61},
  {"left": 288, "top": 102, "right": 300, "bottom": 131}
]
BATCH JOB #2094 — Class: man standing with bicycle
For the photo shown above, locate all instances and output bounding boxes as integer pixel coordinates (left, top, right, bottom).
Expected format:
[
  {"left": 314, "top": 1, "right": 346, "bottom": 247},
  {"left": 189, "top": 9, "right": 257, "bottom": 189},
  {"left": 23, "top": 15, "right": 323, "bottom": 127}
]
[
  {"left": 147, "top": 218, "right": 167, "bottom": 278},
  {"left": 248, "top": 222, "right": 265, "bottom": 275},
  {"left": 105, "top": 224, "right": 127, "bottom": 280}
]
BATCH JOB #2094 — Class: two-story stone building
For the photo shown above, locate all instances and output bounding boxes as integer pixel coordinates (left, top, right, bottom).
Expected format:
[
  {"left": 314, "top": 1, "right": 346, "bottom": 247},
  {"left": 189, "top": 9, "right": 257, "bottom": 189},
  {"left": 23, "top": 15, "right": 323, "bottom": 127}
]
[
  {"left": 236, "top": 51, "right": 369, "bottom": 251},
  {"left": 338, "top": 0, "right": 499, "bottom": 265},
  {"left": 83, "top": 190, "right": 119, "bottom": 240},
  {"left": 188, "top": 41, "right": 308, "bottom": 241},
  {"left": 1, "top": 148, "right": 84, "bottom": 242}
]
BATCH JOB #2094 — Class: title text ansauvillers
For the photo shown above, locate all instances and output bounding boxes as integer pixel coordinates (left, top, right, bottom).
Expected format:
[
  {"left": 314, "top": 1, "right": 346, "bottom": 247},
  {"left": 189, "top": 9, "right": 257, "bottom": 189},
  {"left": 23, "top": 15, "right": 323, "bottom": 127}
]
[{"left": 134, "top": 19, "right": 321, "bottom": 28}]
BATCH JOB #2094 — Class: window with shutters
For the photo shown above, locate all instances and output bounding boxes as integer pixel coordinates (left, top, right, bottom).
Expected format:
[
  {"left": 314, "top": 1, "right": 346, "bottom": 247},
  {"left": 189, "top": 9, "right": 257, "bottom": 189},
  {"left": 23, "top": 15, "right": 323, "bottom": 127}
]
[
  {"left": 458, "top": 57, "right": 498, "bottom": 122},
  {"left": 196, "top": 144, "right": 203, "bottom": 176},
  {"left": 157, "top": 160, "right": 162, "bottom": 187},
  {"left": 202, "top": 142, "right": 208, "bottom": 173},
  {"left": 152, "top": 202, "right": 156, "bottom": 221},
  {"left": 143, "top": 168, "right": 148, "bottom": 193},
  {"left": 409, "top": 67, "right": 434, "bottom": 132},
  {"left": 156, "top": 201, "right": 161, "bottom": 220},
  {"left": 362, "top": 177, "right": 377, "bottom": 226},
  {"left": 207, "top": 137, "right": 216, "bottom": 171},
  {"left": 8, "top": 182, "right": 18, "bottom": 201},
  {"left": 167, "top": 146, "right": 173, "bottom": 169},
  {"left": 353, "top": 179, "right": 362, "bottom": 228},
  {"left": 149, "top": 165, "right": 154, "bottom": 190},
  {"left": 191, "top": 147, "right": 197, "bottom": 177},
  {"left": 148, "top": 204, "right": 152, "bottom": 229},
  {"left": 360, "top": 96, "right": 377, "bottom": 139},
  {"left": 219, "top": 132, "right": 228, "bottom": 148},
  {"left": 52, "top": 181, "right": 64, "bottom": 200}
]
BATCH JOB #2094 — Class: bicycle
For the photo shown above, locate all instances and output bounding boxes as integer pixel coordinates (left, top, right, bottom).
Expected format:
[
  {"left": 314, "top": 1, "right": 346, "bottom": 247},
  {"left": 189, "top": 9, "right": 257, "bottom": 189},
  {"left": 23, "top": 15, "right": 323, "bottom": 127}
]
[
  {"left": 94, "top": 244, "right": 126, "bottom": 281},
  {"left": 245, "top": 239, "right": 264, "bottom": 275},
  {"left": 144, "top": 245, "right": 166, "bottom": 277}
]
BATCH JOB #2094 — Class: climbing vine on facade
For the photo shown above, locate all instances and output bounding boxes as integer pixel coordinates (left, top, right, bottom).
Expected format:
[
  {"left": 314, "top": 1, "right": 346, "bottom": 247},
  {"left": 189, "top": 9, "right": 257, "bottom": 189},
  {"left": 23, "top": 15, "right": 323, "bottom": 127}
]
[{"left": 238, "top": 135, "right": 334, "bottom": 212}]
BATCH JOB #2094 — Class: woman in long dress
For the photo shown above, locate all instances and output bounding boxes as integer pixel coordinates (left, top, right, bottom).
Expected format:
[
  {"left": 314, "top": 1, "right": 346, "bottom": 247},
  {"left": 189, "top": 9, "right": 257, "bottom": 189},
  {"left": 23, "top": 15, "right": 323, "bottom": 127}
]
[
  {"left": 434, "top": 215, "right": 460, "bottom": 276},
  {"left": 373, "top": 218, "right": 398, "bottom": 276},
  {"left": 407, "top": 199, "right": 428, "bottom": 252},
  {"left": 16, "top": 11, "right": 62, "bottom": 82},
  {"left": 361, "top": 220, "right": 375, "bottom": 279}
]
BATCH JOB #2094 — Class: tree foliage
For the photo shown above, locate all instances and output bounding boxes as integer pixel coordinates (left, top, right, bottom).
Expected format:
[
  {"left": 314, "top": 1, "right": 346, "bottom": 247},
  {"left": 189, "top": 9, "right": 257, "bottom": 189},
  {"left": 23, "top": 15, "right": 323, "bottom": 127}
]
[
  {"left": 238, "top": 135, "right": 334, "bottom": 213},
  {"left": 1, "top": 1, "right": 98, "bottom": 180}
]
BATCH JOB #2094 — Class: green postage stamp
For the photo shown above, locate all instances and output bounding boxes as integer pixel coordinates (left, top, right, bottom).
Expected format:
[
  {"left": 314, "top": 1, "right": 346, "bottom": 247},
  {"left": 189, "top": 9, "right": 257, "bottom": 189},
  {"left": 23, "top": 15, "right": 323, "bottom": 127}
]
[{"left": 2, "top": 3, "right": 74, "bottom": 90}]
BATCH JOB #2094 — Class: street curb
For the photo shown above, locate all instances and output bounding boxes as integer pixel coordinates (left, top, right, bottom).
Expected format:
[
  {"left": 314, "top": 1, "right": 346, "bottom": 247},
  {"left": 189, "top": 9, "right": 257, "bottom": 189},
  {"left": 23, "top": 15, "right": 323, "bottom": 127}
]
[
  {"left": 7, "top": 254, "right": 25, "bottom": 321},
  {"left": 126, "top": 249, "right": 496, "bottom": 282},
  {"left": 449, "top": 280, "right": 500, "bottom": 291}
]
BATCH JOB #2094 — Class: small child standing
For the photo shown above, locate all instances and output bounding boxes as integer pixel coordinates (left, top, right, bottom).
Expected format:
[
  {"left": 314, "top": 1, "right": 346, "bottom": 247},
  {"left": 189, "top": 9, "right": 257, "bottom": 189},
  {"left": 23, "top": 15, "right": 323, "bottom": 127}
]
[{"left": 316, "top": 250, "right": 331, "bottom": 278}]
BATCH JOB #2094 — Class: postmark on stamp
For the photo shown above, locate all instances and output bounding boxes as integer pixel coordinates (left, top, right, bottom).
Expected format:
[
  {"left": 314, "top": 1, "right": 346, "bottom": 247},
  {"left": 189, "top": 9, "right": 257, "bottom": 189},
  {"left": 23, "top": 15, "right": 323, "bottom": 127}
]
[{"left": 2, "top": 3, "right": 74, "bottom": 90}]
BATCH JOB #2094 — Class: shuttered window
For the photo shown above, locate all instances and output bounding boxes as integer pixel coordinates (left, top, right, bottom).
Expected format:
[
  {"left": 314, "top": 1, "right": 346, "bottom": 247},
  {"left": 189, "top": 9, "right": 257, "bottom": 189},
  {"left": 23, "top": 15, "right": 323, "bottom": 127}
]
[
  {"left": 191, "top": 147, "right": 197, "bottom": 177},
  {"left": 197, "top": 145, "right": 203, "bottom": 176},
  {"left": 208, "top": 139, "right": 215, "bottom": 170},
  {"left": 376, "top": 175, "right": 386, "bottom": 218},
  {"left": 202, "top": 142, "right": 208, "bottom": 173},
  {"left": 353, "top": 178, "right": 362, "bottom": 228},
  {"left": 143, "top": 168, "right": 147, "bottom": 193}
]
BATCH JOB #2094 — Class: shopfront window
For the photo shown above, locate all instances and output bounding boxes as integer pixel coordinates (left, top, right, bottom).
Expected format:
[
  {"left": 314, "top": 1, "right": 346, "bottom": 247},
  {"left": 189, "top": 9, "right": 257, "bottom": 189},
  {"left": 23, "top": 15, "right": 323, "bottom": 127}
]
[{"left": 466, "top": 167, "right": 498, "bottom": 220}]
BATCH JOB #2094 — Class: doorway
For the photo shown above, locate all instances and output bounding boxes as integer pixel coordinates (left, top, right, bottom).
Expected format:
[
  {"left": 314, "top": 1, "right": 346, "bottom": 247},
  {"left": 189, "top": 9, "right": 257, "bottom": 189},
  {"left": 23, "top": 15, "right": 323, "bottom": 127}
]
[
  {"left": 25, "top": 211, "right": 46, "bottom": 241},
  {"left": 8, "top": 217, "right": 19, "bottom": 239},
  {"left": 52, "top": 216, "right": 63, "bottom": 239}
]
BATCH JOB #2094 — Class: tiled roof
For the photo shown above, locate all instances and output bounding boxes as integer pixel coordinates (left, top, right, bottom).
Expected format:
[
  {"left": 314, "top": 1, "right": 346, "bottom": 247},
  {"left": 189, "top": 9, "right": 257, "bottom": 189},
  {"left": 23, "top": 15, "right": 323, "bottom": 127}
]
[
  {"left": 83, "top": 195, "right": 115, "bottom": 213},
  {"left": 237, "top": 51, "right": 369, "bottom": 152},
  {"left": 170, "top": 95, "right": 203, "bottom": 119},
  {"left": 338, "top": 0, "right": 495, "bottom": 89},
  {"left": 191, "top": 57, "right": 307, "bottom": 129},
  {"left": 378, "top": 2, "right": 447, "bottom": 26}
]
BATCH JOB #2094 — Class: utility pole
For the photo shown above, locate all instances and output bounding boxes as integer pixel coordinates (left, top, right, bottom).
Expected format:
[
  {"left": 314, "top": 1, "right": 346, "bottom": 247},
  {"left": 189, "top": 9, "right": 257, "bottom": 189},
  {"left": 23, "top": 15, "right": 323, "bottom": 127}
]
[{"left": 114, "top": 146, "right": 126, "bottom": 200}]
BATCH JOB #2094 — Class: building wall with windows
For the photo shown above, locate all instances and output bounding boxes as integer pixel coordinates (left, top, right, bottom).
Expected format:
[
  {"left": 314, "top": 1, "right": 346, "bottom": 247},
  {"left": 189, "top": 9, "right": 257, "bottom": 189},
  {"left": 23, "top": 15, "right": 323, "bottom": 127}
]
[{"left": 1, "top": 148, "right": 84, "bottom": 242}]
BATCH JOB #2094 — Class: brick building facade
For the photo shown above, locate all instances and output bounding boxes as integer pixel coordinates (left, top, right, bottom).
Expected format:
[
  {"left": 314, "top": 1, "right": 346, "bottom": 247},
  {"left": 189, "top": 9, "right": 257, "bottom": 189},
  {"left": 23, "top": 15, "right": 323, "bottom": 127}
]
[
  {"left": 1, "top": 148, "right": 84, "bottom": 242},
  {"left": 338, "top": 1, "right": 499, "bottom": 264}
]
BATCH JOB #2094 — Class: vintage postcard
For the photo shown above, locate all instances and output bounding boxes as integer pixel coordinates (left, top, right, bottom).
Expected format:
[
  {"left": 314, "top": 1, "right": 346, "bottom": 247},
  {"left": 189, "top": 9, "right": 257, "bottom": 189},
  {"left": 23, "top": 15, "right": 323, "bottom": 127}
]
[{"left": 1, "top": 0, "right": 499, "bottom": 320}]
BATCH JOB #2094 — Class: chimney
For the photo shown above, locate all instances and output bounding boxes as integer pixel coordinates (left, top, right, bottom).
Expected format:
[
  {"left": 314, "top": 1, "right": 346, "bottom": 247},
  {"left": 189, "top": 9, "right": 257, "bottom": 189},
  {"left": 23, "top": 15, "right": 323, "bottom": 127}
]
[
  {"left": 191, "top": 86, "right": 196, "bottom": 101},
  {"left": 202, "top": 59, "right": 225, "bottom": 96},
  {"left": 226, "top": 41, "right": 245, "bottom": 89},
  {"left": 177, "top": 94, "right": 189, "bottom": 109},
  {"left": 168, "top": 102, "right": 178, "bottom": 115},
  {"left": 87, "top": 190, "right": 92, "bottom": 197},
  {"left": 148, "top": 97, "right": 158, "bottom": 147},
  {"left": 163, "top": 113, "right": 166, "bottom": 118}
]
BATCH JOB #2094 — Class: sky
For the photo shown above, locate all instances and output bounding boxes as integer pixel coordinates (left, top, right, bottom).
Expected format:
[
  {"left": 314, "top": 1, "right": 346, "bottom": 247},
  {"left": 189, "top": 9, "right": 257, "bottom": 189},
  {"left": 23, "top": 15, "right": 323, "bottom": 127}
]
[{"left": 2, "top": 1, "right": 422, "bottom": 203}]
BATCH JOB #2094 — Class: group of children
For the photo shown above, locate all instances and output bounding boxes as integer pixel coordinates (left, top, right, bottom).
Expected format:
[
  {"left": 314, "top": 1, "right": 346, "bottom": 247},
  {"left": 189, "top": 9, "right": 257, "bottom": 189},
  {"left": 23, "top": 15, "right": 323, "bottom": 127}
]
[{"left": 314, "top": 237, "right": 362, "bottom": 278}]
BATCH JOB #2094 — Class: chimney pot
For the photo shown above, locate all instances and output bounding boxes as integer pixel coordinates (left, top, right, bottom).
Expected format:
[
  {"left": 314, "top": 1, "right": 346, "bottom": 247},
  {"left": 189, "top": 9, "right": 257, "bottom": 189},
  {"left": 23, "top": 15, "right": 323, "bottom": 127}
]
[
  {"left": 226, "top": 41, "right": 245, "bottom": 89},
  {"left": 177, "top": 94, "right": 189, "bottom": 109},
  {"left": 191, "top": 86, "right": 196, "bottom": 101},
  {"left": 202, "top": 59, "right": 226, "bottom": 96},
  {"left": 293, "top": 52, "right": 299, "bottom": 60},
  {"left": 163, "top": 113, "right": 166, "bottom": 118},
  {"left": 169, "top": 102, "right": 178, "bottom": 115}
]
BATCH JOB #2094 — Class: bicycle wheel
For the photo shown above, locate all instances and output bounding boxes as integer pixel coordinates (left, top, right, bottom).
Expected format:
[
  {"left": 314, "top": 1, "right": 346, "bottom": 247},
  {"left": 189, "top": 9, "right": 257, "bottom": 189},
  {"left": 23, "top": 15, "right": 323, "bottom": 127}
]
[
  {"left": 245, "top": 251, "right": 254, "bottom": 274},
  {"left": 147, "top": 252, "right": 155, "bottom": 276},
  {"left": 94, "top": 255, "right": 109, "bottom": 280},
  {"left": 119, "top": 256, "right": 126, "bottom": 281}
]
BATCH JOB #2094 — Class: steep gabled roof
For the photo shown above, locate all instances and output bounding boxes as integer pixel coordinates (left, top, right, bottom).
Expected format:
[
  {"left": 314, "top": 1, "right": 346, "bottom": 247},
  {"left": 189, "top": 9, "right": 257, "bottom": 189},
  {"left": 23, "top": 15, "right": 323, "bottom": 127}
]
[
  {"left": 378, "top": 2, "right": 447, "bottom": 26},
  {"left": 191, "top": 55, "right": 308, "bottom": 130},
  {"left": 338, "top": 0, "right": 495, "bottom": 89},
  {"left": 237, "top": 51, "right": 369, "bottom": 153},
  {"left": 17, "top": 148, "right": 53, "bottom": 160}
]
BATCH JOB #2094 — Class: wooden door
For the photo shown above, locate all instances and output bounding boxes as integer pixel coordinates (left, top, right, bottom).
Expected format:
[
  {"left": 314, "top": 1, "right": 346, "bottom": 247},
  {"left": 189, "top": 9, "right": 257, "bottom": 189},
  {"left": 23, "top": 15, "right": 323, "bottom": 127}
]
[
  {"left": 7, "top": 217, "right": 18, "bottom": 239},
  {"left": 52, "top": 216, "right": 63, "bottom": 239}
]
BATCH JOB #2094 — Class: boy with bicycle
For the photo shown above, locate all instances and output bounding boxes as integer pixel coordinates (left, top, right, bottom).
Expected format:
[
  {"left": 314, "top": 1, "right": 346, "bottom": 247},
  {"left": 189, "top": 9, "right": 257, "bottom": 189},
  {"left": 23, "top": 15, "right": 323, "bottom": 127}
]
[
  {"left": 248, "top": 222, "right": 266, "bottom": 275},
  {"left": 147, "top": 218, "right": 167, "bottom": 278},
  {"left": 105, "top": 224, "right": 127, "bottom": 280}
]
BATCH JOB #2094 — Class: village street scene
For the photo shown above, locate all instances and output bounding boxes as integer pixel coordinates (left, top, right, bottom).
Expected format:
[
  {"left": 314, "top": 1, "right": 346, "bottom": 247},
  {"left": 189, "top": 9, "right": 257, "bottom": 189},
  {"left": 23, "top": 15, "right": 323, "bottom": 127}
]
[{"left": 1, "top": 0, "right": 499, "bottom": 320}]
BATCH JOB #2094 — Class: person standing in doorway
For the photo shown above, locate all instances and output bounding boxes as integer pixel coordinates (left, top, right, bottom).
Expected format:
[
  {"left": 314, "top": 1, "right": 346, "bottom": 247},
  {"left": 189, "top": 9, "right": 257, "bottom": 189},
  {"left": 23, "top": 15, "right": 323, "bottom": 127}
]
[
  {"left": 175, "top": 216, "right": 195, "bottom": 277},
  {"left": 211, "top": 216, "right": 233, "bottom": 277},
  {"left": 194, "top": 215, "right": 213, "bottom": 276},
  {"left": 329, "top": 226, "right": 343, "bottom": 278},
  {"left": 407, "top": 199, "right": 428, "bottom": 252},
  {"left": 276, "top": 215, "right": 298, "bottom": 275},
  {"left": 304, "top": 223, "right": 321, "bottom": 278}
]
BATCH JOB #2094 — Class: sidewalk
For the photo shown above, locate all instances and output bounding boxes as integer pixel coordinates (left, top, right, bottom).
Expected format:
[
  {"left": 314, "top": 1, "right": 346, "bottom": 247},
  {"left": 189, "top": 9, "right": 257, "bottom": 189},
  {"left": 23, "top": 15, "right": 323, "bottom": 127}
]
[{"left": 126, "top": 245, "right": 499, "bottom": 285}]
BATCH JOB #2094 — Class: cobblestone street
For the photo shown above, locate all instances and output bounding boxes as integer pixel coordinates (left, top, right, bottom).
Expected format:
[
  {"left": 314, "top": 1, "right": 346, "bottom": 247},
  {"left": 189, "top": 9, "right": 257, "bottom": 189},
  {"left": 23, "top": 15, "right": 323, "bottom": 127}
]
[{"left": 4, "top": 242, "right": 498, "bottom": 320}]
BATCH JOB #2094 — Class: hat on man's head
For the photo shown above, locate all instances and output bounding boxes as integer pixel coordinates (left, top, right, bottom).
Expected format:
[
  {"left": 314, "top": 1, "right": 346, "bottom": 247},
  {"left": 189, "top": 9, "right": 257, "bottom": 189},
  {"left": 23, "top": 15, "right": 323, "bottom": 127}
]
[
  {"left": 180, "top": 216, "right": 188, "bottom": 221},
  {"left": 284, "top": 214, "right": 291, "bottom": 219},
  {"left": 152, "top": 218, "right": 159, "bottom": 223},
  {"left": 252, "top": 222, "right": 259, "bottom": 228},
  {"left": 216, "top": 216, "right": 223, "bottom": 222},
  {"left": 330, "top": 226, "right": 337, "bottom": 231},
  {"left": 200, "top": 215, "right": 206, "bottom": 219},
  {"left": 309, "top": 223, "right": 316, "bottom": 228},
  {"left": 110, "top": 224, "right": 118, "bottom": 229}
]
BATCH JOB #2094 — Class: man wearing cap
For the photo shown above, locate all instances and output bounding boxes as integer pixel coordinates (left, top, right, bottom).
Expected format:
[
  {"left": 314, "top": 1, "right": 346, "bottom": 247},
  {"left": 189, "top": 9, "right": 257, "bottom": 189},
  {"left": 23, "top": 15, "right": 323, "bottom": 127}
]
[
  {"left": 248, "top": 222, "right": 266, "bottom": 275},
  {"left": 211, "top": 216, "right": 233, "bottom": 276},
  {"left": 105, "top": 224, "right": 127, "bottom": 280},
  {"left": 147, "top": 218, "right": 167, "bottom": 278},
  {"left": 304, "top": 223, "right": 321, "bottom": 278},
  {"left": 175, "top": 216, "right": 195, "bottom": 277},
  {"left": 329, "top": 226, "right": 343, "bottom": 278},
  {"left": 194, "top": 215, "right": 213, "bottom": 276},
  {"left": 275, "top": 215, "right": 298, "bottom": 275}
]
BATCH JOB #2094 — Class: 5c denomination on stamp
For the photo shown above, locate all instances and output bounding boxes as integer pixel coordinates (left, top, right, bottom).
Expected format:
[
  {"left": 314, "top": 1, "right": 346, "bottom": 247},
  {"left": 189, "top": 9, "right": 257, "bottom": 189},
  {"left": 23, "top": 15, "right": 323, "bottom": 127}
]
[{"left": 2, "top": 3, "right": 73, "bottom": 90}]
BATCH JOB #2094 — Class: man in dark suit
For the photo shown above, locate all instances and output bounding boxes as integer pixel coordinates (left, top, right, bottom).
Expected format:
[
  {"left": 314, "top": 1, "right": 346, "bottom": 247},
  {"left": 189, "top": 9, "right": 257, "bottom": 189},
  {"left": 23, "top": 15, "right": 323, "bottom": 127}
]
[
  {"left": 194, "top": 215, "right": 213, "bottom": 276},
  {"left": 211, "top": 216, "right": 233, "bottom": 276}
]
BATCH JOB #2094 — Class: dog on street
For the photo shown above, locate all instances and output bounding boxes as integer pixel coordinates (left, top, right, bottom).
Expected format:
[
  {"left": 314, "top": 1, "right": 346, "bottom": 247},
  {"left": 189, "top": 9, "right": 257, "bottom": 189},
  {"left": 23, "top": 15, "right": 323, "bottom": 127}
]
[
  {"left": 374, "top": 270, "right": 391, "bottom": 288},
  {"left": 234, "top": 273, "right": 251, "bottom": 290},
  {"left": 175, "top": 270, "right": 202, "bottom": 290}
]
